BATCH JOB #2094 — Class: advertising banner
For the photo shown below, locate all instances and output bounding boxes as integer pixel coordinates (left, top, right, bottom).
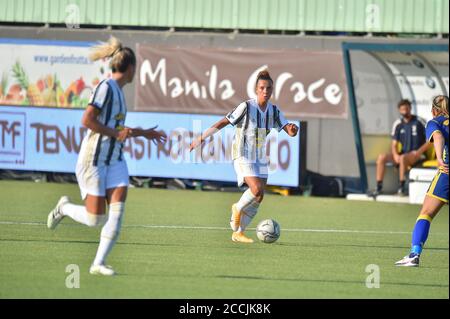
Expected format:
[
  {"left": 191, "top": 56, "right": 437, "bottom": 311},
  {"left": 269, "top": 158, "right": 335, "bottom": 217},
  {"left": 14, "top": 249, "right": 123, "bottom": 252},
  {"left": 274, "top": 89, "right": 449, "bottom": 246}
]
[
  {"left": 136, "top": 45, "right": 348, "bottom": 119},
  {"left": 0, "top": 38, "right": 108, "bottom": 108},
  {"left": 0, "top": 106, "right": 300, "bottom": 187}
]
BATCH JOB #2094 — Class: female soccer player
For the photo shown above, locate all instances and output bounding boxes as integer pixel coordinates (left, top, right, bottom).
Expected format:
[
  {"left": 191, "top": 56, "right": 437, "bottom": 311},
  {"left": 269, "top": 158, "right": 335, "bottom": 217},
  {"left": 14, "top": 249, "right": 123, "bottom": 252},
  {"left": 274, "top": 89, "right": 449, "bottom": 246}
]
[
  {"left": 47, "top": 37, "right": 166, "bottom": 275},
  {"left": 396, "top": 95, "right": 448, "bottom": 267},
  {"left": 189, "top": 70, "right": 298, "bottom": 243}
]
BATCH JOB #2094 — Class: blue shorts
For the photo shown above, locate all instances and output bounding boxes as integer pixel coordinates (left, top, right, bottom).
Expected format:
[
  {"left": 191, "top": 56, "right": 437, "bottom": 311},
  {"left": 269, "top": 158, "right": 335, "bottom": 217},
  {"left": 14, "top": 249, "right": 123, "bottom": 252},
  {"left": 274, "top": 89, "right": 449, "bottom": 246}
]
[{"left": 426, "top": 171, "right": 449, "bottom": 203}]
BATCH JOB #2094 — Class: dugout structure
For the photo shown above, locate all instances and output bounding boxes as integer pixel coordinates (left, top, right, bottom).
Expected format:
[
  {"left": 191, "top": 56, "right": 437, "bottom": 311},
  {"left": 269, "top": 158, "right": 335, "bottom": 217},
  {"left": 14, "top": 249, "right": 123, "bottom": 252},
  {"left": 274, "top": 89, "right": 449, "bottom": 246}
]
[{"left": 342, "top": 42, "right": 449, "bottom": 193}]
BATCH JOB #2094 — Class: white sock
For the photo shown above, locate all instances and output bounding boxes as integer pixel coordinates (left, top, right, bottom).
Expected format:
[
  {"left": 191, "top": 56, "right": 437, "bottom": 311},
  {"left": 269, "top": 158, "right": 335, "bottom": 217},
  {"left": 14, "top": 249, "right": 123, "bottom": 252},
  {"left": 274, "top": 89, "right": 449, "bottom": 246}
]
[
  {"left": 61, "top": 203, "right": 106, "bottom": 227},
  {"left": 236, "top": 189, "right": 256, "bottom": 212},
  {"left": 238, "top": 200, "right": 260, "bottom": 232},
  {"left": 93, "top": 202, "right": 125, "bottom": 266}
]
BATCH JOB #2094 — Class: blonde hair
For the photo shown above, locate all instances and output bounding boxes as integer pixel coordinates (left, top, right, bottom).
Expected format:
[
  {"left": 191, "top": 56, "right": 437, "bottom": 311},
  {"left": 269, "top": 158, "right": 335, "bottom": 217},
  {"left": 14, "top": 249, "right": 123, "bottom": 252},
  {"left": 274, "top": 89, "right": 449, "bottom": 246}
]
[
  {"left": 89, "top": 36, "right": 136, "bottom": 73},
  {"left": 432, "top": 95, "right": 449, "bottom": 117},
  {"left": 255, "top": 69, "right": 273, "bottom": 88}
]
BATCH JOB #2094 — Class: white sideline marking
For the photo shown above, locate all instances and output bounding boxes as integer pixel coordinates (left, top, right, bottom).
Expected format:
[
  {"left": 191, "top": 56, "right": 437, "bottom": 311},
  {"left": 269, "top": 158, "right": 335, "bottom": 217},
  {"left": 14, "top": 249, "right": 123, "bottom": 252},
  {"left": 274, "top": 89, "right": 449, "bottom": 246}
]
[
  {"left": 126, "top": 224, "right": 414, "bottom": 235},
  {"left": 0, "top": 220, "right": 446, "bottom": 236},
  {"left": 0, "top": 221, "right": 43, "bottom": 226}
]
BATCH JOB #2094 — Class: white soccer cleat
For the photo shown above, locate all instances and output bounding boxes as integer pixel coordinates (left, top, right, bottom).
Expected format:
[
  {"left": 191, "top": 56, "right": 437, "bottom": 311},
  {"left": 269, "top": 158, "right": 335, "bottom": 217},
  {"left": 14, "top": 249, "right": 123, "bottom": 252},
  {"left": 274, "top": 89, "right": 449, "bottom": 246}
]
[
  {"left": 47, "top": 196, "right": 70, "bottom": 230},
  {"left": 89, "top": 264, "right": 116, "bottom": 276},
  {"left": 395, "top": 254, "right": 420, "bottom": 267}
]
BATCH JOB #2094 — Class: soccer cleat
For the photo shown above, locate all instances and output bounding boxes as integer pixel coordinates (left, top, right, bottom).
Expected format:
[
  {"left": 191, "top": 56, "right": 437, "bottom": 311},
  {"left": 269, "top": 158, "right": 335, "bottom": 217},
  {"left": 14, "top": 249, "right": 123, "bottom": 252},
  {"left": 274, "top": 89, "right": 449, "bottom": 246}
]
[
  {"left": 230, "top": 203, "right": 241, "bottom": 232},
  {"left": 395, "top": 253, "right": 420, "bottom": 267},
  {"left": 231, "top": 232, "right": 254, "bottom": 243},
  {"left": 89, "top": 264, "right": 116, "bottom": 276},
  {"left": 367, "top": 190, "right": 381, "bottom": 199},
  {"left": 47, "top": 196, "right": 70, "bottom": 230}
]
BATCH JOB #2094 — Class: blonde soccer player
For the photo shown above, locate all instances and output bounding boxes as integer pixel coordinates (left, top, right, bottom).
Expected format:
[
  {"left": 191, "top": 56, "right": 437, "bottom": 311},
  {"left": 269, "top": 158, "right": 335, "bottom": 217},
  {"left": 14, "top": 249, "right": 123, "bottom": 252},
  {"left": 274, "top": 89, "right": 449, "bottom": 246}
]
[
  {"left": 190, "top": 70, "right": 298, "bottom": 243},
  {"left": 47, "top": 37, "right": 166, "bottom": 276},
  {"left": 395, "top": 95, "right": 448, "bottom": 267}
]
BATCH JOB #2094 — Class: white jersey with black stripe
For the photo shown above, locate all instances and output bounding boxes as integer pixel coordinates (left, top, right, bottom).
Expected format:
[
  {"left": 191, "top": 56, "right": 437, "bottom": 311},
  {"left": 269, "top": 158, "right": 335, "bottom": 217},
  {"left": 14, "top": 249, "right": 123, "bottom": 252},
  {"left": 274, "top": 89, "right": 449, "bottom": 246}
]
[
  {"left": 78, "top": 78, "right": 127, "bottom": 167},
  {"left": 226, "top": 99, "right": 288, "bottom": 163}
]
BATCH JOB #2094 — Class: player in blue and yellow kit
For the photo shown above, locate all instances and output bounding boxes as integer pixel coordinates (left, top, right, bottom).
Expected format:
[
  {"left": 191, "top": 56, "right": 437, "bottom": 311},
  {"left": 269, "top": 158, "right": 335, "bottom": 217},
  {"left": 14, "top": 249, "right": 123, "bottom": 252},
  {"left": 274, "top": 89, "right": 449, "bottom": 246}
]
[{"left": 396, "top": 95, "right": 449, "bottom": 267}]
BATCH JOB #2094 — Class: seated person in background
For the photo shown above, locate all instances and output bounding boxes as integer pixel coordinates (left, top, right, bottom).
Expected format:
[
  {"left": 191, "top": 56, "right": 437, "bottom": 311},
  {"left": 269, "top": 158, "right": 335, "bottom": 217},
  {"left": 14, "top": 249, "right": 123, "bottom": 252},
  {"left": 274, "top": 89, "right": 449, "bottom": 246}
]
[{"left": 370, "top": 99, "right": 430, "bottom": 197}]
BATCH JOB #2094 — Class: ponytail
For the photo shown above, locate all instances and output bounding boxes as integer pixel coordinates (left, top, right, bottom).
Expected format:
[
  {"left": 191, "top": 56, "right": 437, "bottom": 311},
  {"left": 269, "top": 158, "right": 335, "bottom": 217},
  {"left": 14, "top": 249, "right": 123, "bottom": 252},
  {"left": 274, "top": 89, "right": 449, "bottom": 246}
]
[
  {"left": 432, "top": 95, "right": 449, "bottom": 117},
  {"left": 255, "top": 69, "right": 273, "bottom": 88},
  {"left": 89, "top": 36, "right": 136, "bottom": 73}
]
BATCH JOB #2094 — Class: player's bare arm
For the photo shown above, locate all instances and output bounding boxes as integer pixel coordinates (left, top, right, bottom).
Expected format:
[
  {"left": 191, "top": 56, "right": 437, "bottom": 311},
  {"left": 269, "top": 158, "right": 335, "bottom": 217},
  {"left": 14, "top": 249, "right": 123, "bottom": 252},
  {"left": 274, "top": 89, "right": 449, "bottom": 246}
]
[
  {"left": 432, "top": 131, "right": 448, "bottom": 173},
  {"left": 391, "top": 139, "right": 400, "bottom": 163},
  {"left": 412, "top": 141, "right": 432, "bottom": 159},
  {"left": 189, "top": 117, "right": 230, "bottom": 152},
  {"left": 82, "top": 104, "right": 131, "bottom": 142},
  {"left": 128, "top": 126, "right": 167, "bottom": 144}
]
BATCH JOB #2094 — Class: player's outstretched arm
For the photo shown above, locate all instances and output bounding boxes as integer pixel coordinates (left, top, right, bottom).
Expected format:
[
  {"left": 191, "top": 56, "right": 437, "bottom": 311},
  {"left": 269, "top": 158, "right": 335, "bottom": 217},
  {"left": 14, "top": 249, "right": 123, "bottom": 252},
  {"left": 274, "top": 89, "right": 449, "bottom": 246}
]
[
  {"left": 283, "top": 123, "right": 299, "bottom": 137},
  {"left": 82, "top": 105, "right": 130, "bottom": 141},
  {"left": 128, "top": 126, "right": 167, "bottom": 145},
  {"left": 189, "top": 117, "right": 230, "bottom": 152}
]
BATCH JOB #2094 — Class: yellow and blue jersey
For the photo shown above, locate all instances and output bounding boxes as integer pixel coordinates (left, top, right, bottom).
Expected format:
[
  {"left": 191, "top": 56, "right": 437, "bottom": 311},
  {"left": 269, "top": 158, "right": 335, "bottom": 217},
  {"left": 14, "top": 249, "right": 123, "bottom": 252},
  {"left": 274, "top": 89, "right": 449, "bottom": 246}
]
[
  {"left": 425, "top": 115, "right": 449, "bottom": 203},
  {"left": 426, "top": 115, "right": 449, "bottom": 167}
]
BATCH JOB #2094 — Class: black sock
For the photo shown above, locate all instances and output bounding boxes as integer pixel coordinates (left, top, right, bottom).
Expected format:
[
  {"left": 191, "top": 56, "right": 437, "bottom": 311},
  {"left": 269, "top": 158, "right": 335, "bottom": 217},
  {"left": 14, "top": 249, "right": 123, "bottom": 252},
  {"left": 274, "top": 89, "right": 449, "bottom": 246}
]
[
  {"left": 376, "top": 181, "right": 383, "bottom": 192},
  {"left": 399, "top": 180, "right": 405, "bottom": 188}
]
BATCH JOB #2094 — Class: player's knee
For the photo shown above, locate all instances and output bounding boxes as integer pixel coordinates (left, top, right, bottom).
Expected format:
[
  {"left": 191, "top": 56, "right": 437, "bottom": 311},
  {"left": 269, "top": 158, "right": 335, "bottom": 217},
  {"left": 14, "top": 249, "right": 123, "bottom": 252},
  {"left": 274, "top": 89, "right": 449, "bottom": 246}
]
[
  {"left": 100, "top": 202, "right": 125, "bottom": 239},
  {"left": 252, "top": 187, "right": 264, "bottom": 200},
  {"left": 258, "top": 191, "right": 265, "bottom": 202},
  {"left": 377, "top": 153, "right": 387, "bottom": 164},
  {"left": 86, "top": 213, "right": 107, "bottom": 227}
]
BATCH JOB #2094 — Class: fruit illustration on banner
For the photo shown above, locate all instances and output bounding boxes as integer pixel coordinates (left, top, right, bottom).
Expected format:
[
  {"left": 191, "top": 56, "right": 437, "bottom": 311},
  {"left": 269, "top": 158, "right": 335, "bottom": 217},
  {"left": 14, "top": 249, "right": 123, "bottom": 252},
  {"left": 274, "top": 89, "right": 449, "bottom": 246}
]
[
  {"left": 4, "top": 61, "right": 93, "bottom": 108},
  {"left": 12, "top": 61, "right": 44, "bottom": 106},
  {"left": 0, "top": 72, "right": 8, "bottom": 101}
]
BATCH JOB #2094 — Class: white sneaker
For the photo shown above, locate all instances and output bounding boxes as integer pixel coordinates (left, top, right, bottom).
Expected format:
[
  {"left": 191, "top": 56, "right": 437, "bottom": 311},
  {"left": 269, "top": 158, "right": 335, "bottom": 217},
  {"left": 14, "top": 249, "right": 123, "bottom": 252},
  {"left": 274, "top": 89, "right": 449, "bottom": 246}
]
[
  {"left": 89, "top": 264, "right": 116, "bottom": 276},
  {"left": 395, "top": 254, "right": 420, "bottom": 267},
  {"left": 47, "top": 196, "right": 70, "bottom": 229}
]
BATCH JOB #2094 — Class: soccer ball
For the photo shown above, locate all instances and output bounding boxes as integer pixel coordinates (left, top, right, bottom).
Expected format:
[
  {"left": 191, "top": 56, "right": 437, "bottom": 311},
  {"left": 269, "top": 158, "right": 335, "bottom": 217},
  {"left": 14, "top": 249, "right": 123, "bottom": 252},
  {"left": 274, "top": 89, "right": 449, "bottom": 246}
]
[{"left": 256, "top": 219, "right": 280, "bottom": 243}]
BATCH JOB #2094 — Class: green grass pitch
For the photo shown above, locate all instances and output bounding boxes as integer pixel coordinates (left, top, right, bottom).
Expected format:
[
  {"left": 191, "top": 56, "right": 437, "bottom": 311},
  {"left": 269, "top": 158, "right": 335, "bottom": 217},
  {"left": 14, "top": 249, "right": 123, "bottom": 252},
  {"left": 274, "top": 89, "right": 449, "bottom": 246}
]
[{"left": 0, "top": 180, "right": 448, "bottom": 298}]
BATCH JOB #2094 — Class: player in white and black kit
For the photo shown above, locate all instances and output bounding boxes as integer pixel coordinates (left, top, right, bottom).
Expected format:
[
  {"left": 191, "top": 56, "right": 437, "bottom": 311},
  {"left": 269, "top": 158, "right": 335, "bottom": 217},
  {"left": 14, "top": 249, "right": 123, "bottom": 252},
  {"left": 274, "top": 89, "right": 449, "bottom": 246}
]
[
  {"left": 190, "top": 70, "right": 298, "bottom": 243},
  {"left": 47, "top": 37, "right": 166, "bottom": 275}
]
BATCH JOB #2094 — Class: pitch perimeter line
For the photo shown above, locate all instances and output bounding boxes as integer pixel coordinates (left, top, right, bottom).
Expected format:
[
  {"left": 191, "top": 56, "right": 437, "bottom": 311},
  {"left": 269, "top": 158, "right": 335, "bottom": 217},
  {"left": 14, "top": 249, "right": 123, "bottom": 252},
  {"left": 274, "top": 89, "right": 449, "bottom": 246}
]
[{"left": 0, "top": 220, "right": 448, "bottom": 236}]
